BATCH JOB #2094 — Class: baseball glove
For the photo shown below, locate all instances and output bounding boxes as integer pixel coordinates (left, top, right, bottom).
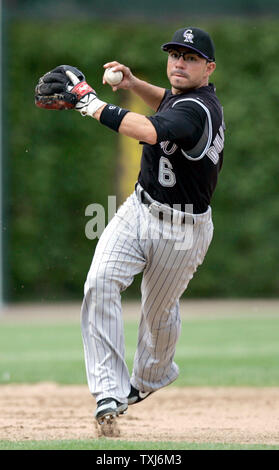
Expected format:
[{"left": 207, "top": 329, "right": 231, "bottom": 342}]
[{"left": 35, "top": 65, "right": 94, "bottom": 110}]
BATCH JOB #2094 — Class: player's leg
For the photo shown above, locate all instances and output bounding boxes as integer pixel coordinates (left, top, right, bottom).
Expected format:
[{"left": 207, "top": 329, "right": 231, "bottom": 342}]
[
  {"left": 81, "top": 193, "right": 147, "bottom": 408},
  {"left": 130, "top": 214, "right": 213, "bottom": 394}
]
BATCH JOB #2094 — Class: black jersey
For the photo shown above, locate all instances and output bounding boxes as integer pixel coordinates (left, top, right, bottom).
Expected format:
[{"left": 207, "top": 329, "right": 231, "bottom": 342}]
[{"left": 138, "top": 83, "right": 225, "bottom": 214}]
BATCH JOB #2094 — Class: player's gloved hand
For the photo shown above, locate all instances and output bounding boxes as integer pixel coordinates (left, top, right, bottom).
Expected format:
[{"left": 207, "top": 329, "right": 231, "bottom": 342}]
[
  {"left": 65, "top": 68, "right": 106, "bottom": 116},
  {"left": 35, "top": 65, "right": 85, "bottom": 110},
  {"left": 35, "top": 65, "right": 106, "bottom": 116}
]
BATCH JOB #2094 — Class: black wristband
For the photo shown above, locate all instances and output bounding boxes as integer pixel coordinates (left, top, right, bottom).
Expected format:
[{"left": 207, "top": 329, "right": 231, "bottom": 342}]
[{"left": 100, "top": 104, "right": 130, "bottom": 132}]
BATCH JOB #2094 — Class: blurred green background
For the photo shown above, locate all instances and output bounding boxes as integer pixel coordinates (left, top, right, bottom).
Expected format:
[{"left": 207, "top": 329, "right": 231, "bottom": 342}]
[{"left": 2, "top": 1, "right": 279, "bottom": 302}]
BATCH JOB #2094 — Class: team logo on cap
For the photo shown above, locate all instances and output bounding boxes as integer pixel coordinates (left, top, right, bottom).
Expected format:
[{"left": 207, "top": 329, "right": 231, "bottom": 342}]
[{"left": 183, "top": 29, "right": 194, "bottom": 44}]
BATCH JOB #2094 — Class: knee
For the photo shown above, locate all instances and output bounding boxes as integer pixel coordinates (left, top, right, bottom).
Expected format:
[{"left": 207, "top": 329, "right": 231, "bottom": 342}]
[{"left": 84, "top": 263, "right": 123, "bottom": 299}]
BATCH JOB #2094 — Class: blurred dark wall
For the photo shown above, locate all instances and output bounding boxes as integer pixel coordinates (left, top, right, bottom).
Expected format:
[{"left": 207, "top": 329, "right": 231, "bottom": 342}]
[{"left": 4, "top": 0, "right": 279, "bottom": 18}]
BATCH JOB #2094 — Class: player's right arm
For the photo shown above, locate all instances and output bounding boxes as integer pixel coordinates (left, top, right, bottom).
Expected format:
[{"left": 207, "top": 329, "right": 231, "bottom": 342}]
[{"left": 103, "top": 61, "right": 165, "bottom": 112}]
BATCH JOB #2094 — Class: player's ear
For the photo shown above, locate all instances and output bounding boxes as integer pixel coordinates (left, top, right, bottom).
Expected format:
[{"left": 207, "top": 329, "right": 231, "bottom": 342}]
[{"left": 207, "top": 61, "right": 216, "bottom": 76}]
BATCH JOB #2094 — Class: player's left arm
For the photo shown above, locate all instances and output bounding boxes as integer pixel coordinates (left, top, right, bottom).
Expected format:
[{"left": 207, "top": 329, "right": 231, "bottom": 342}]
[
  {"left": 35, "top": 65, "right": 157, "bottom": 145},
  {"left": 147, "top": 101, "right": 207, "bottom": 149},
  {"left": 94, "top": 105, "right": 157, "bottom": 145}
]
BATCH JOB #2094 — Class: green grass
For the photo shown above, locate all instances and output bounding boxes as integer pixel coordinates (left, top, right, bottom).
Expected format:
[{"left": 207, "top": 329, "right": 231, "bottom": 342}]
[
  {"left": 1, "top": 314, "right": 279, "bottom": 386},
  {"left": 1, "top": 311, "right": 279, "bottom": 450},
  {"left": 0, "top": 439, "right": 278, "bottom": 450},
  {"left": 0, "top": 323, "right": 85, "bottom": 384}
]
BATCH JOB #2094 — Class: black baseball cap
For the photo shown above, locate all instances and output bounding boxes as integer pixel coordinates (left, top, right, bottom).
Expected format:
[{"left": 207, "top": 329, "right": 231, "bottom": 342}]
[{"left": 161, "top": 27, "right": 215, "bottom": 62}]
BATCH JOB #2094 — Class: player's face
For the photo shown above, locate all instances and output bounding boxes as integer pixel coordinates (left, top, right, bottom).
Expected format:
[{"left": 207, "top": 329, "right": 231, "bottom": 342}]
[{"left": 167, "top": 48, "right": 216, "bottom": 94}]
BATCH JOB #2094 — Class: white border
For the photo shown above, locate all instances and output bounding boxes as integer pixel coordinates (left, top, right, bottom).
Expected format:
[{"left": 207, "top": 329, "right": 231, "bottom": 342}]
[{"left": 0, "top": 0, "right": 3, "bottom": 308}]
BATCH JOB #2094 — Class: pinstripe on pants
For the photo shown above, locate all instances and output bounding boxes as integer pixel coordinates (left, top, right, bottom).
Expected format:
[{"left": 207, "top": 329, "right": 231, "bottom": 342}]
[{"left": 81, "top": 189, "right": 213, "bottom": 403}]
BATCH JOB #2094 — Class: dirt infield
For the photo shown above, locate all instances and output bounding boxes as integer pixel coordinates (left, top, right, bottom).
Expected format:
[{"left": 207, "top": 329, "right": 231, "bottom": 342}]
[
  {"left": 2, "top": 299, "right": 279, "bottom": 321},
  {"left": 1, "top": 383, "right": 279, "bottom": 445}
]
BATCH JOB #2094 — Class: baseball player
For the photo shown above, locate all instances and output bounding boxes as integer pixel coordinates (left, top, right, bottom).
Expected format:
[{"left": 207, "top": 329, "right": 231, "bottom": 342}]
[{"left": 35, "top": 27, "right": 225, "bottom": 427}]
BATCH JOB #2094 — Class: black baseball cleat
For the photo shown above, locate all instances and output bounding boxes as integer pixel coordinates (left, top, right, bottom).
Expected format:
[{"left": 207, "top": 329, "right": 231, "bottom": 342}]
[
  {"left": 95, "top": 397, "right": 128, "bottom": 424},
  {"left": 128, "top": 384, "right": 153, "bottom": 405}
]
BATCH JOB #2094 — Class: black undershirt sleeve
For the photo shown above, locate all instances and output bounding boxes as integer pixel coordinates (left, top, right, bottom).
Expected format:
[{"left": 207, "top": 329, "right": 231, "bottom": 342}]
[{"left": 147, "top": 100, "right": 207, "bottom": 151}]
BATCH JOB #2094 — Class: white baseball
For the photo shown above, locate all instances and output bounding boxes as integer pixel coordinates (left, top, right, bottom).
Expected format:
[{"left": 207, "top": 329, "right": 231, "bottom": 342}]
[{"left": 104, "top": 67, "right": 123, "bottom": 86}]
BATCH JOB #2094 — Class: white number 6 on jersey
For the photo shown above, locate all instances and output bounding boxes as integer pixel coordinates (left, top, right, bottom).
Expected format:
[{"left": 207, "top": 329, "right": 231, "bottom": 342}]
[{"left": 158, "top": 156, "right": 176, "bottom": 187}]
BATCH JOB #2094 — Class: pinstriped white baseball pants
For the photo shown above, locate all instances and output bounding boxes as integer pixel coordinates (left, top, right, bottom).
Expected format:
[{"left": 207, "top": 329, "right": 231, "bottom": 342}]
[{"left": 81, "top": 187, "right": 213, "bottom": 403}]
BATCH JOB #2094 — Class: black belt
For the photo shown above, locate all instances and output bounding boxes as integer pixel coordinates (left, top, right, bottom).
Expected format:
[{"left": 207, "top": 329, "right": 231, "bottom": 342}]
[{"left": 139, "top": 189, "right": 194, "bottom": 225}]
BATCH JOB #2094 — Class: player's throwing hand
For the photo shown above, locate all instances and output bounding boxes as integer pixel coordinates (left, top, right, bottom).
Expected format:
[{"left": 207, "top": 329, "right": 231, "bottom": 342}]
[{"left": 103, "top": 61, "right": 136, "bottom": 91}]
